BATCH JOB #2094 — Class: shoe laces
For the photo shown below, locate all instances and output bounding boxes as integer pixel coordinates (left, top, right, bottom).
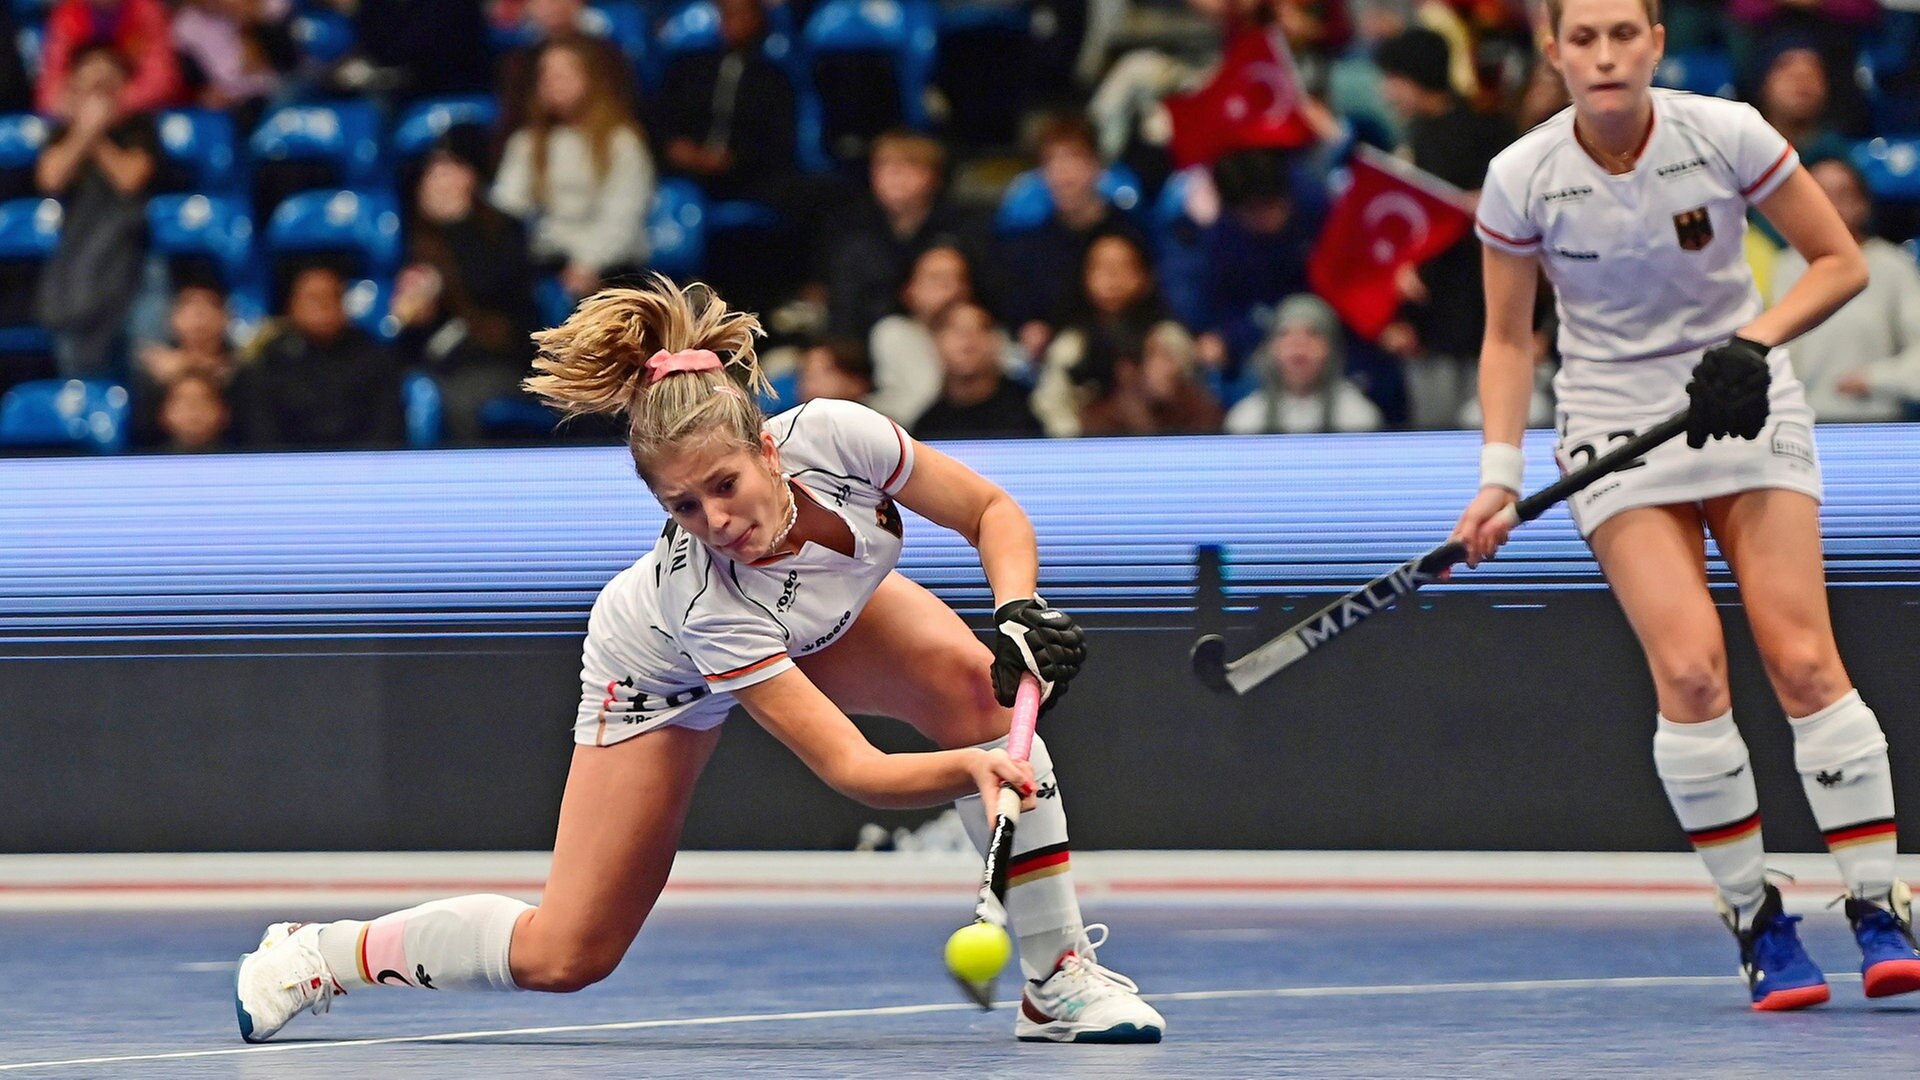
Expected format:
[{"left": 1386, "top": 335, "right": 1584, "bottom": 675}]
[
  {"left": 1750, "top": 912, "right": 1810, "bottom": 972},
  {"left": 280, "top": 933, "right": 336, "bottom": 1017},
  {"left": 1054, "top": 924, "right": 1140, "bottom": 998},
  {"left": 1838, "top": 894, "right": 1918, "bottom": 952}
]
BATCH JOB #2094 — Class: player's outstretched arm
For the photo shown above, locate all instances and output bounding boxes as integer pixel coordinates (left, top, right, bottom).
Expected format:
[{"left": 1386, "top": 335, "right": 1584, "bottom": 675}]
[{"left": 734, "top": 668, "right": 1036, "bottom": 817}]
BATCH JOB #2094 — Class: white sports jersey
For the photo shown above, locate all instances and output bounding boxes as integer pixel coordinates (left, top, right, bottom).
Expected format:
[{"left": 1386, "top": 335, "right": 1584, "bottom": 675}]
[
  {"left": 573, "top": 398, "right": 915, "bottom": 747},
  {"left": 1475, "top": 90, "right": 1798, "bottom": 366}
]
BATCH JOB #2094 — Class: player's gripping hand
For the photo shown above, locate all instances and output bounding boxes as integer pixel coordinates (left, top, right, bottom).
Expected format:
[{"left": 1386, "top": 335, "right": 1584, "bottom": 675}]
[
  {"left": 966, "top": 749, "right": 1037, "bottom": 824},
  {"left": 1451, "top": 486, "right": 1519, "bottom": 569},
  {"left": 1687, "top": 337, "right": 1771, "bottom": 449},
  {"left": 991, "top": 597, "right": 1085, "bottom": 712}
]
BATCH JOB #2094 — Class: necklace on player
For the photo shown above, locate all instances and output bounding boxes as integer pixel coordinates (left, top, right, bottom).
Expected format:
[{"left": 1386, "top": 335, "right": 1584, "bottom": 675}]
[{"left": 764, "top": 477, "right": 798, "bottom": 555}]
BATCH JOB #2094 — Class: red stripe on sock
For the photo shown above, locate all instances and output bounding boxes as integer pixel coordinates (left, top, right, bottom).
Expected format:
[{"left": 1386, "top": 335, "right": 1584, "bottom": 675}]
[
  {"left": 1826, "top": 819, "right": 1898, "bottom": 848},
  {"left": 1689, "top": 812, "right": 1762, "bottom": 847},
  {"left": 1006, "top": 848, "right": 1070, "bottom": 879}
]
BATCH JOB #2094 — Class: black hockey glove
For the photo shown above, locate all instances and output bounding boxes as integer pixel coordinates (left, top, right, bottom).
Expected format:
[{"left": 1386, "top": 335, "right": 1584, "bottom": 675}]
[
  {"left": 1686, "top": 337, "right": 1771, "bottom": 449},
  {"left": 991, "top": 597, "right": 1086, "bottom": 712}
]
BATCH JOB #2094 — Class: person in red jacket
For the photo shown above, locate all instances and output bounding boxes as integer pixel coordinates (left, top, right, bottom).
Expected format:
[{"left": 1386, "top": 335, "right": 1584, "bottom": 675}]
[{"left": 35, "top": 0, "right": 185, "bottom": 117}]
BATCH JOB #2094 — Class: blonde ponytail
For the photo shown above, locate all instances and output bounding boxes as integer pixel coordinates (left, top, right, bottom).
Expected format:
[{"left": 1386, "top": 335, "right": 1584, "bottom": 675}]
[{"left": 524, "top": 275, "right": 772, "bottom": 475}]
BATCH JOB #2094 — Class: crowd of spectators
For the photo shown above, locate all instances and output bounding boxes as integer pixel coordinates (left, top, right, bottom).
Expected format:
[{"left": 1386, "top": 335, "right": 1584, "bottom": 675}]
[{"left": 0, "top": 0, "right": 1914, "bottom": 455}]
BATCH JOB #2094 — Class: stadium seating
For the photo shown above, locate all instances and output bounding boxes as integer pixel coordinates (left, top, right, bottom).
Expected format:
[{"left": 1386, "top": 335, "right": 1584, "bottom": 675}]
[
  {"left": 289, "top": 7, "right": 355, "bottom": 65},
  {"left": 390, "top": 96, "right": 502, "bottom": 161},
  {"left": 647, "top": 177, "right": 708, "bottom": 280},
  {"left": 0, "top": 112, "right": 46, "bottom": 171},
  {"left": 403, "top": 370, "right": 442, "bottom": 449},
  {"left": 1654, "top": 50, "right": 1736, "bottom": 99},
  {"left": 342, "top": 276, "right": 396, "bottom": 340},
  {"left": 250, "top": 101, "right": 387, "bottom": 188},
  {"left": 147, "top": 194, "right": 256, "bottom": 290},
  {"left": 157, "top": 110, "right": 242, "bottom": 195},
  {"left": 264, "top": 188, "right": 403, "bottom": 277},
  {"left": 0, "top": 197, "right": 59, "bottom": 352},
  {"left": 994, "top": 161, "right": 1144, "bottom": 233},
  {"left": 1853, "top": 137, "right": 1920, "bottom": 203},
  {"left": 0, "top": 378, "right": 129, "bottom": 453},
  {"left": 804, "top": 0, "right": 939, "bottom": 158}
]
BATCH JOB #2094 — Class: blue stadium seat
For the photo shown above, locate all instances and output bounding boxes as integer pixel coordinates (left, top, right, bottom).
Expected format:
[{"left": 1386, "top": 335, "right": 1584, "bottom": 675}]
[
  {"left": 1852, "top": 137, "right": 1920, "bottom": 203},
  {"left": 656, "top": 0, "right": 725, "bottom": 59},
  {"left": 265, "top": 189, "right": 403, "bottom": 276},
  {"left": 0, "top": 378, "right": 130, "bottom": 453},
  {"left": 580, "top": 0, "right": 651, "bottom": 70},
  {"left": 290, "top": 8, "right": 355, "bottom": 65},
  {"left": 804, "top": 0, "right": 938, "bottom": 131},
  {"left": 251, "top": 101, "right": 386, "bottom": 187},
  {"left": 937, "top": 0, "right": 1028, "bottom": 34},
  {"left": 15, "top": 24, "right": 41, "bottom": 81},
  {"left": 1655, "top": 50, "right": 1736, "bottom": 99},
  {"left": 994, "top": 163, "right": 1144, "bottom": 233},
  {"left": 156, "top": 109, "right": 241, "bottom": 194},
  {"left": 390, "top": 95, "right": 501, "bottom": 160},
  {"left": 403, "top": 371, "right": 442, "bottom": 448},
  {"left": 647, "top": 178, "right": 707, "bottom": 280},
  {"left": 342, "top": 276, "right": 396, "bottom": 340},
  {"left": 0, "top": 112, "right": 48, "bottom": 171},
  {"left": 0, "top": 195, "right": 59, "bottom": 259},
  {"left": 226, "top": 284, "right": 269, "bottom": 347},
  {"left": 534, "top": 275, "right": 574, "bottom": 328},
  {"left": 477, "top": 395, "right": 561, "bottom": 436},
  {"left": 147, "top": 194, "right": 255, "bottom": 288}
]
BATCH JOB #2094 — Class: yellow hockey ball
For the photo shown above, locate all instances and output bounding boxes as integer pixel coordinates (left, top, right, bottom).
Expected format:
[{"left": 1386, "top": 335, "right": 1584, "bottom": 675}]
[{"left": 944, "top": 921, "right": 1012, "bottom": 985}]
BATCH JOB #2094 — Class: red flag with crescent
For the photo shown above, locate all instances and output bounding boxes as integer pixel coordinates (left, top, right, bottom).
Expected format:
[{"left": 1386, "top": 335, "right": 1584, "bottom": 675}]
[
  {"left": 1307, "top": 146, "right": 1474, "bottom": 340},
  {"left": 1163, "top": 25, "right": 1315, "bottom": 169}
]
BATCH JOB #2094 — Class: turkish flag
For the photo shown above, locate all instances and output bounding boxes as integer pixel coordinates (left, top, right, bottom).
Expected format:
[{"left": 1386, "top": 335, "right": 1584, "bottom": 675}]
[
  {"left": 1307, "top": 146, "right": 1474, "bottom": 340},
  {"left": 1164, "top": 25, "right": 1315, "bottom": 170}
]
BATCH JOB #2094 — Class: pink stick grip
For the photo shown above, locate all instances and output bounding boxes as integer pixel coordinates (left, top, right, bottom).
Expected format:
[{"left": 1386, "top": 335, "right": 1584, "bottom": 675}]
[{"left": 1007, "top": 674, "right": 1041, "bottom": 764}]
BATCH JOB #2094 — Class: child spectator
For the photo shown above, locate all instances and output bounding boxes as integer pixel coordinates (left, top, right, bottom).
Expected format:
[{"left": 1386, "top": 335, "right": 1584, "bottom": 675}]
[
  {"left": 996, "top": 113, "right": 1138, "bottom": 354},
  {"left": 1195, "top": 149, "right": 1320, "bottom": 376},
  {"left": 1224, "top": 293, "right": 1384, "bottom": 434},
  {"left": 396, "top": 143, "right": 540, "bottom": 443},
  {"left": 492, "top": 36, "right": 654, "bottom": 299},
  {"left": 233, "top": 265, "right": 404, "bottom": 448},
  {"left": 496, "top": 0, "right": 635, "bottom": 138},
  {"left": 1772, "top": 158, "right": 1920, "bottom": 422},
  {"left": 35, "top": 0, "right": 184, "bottom": 117},
  {"left": 912, "top": 301, "right": 1043, "bottom": 440},
  {"left": 1078, "top": 322, "right": 1224, "bottom": 436},
  {"left": 1029, "top": 228, "right": 1173, "bottom": 438},
  {"left": 866, "top": 243, "right": 973, "bottom": 426},
  {"left": 134, "top": 283, "right": 235, "bottom": 444},
  {"left": 796, "top": 337, "right": 874, "bottom": 404},
  {"left": 821, "top": 131, "right": 989, "bottom": 340},
  {"left": 34, "top": 44, "right": 159, "bottom": 379},
  {"left": 156, "top": 371, "right": 232, "bottom": 452}
]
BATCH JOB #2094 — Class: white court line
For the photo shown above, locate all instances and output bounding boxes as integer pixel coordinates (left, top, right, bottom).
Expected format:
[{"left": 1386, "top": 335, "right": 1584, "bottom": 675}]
[{"left": 0, "top": 971, "right": 1843, "bottom": 1073}]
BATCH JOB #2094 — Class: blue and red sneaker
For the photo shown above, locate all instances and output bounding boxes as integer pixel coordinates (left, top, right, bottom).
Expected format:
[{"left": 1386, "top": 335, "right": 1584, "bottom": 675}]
[
  {"left": 1845, "top": 880, "right": 1920, "bottom": 999},
  {"left": 1719, "top": 884, "right": 1829, "bottom": 1011}
]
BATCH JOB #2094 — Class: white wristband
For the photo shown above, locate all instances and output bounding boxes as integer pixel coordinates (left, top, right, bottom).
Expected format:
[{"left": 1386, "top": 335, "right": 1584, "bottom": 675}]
[{"left": 1479, "top": 442, "right": 1524, "bottom": 495}]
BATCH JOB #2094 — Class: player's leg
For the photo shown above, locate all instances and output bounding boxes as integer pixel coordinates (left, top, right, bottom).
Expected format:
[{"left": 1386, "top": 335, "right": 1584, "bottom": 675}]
[
  {"left": 1706, "top": 488, "right": 1920, "bottom": 997},
  {"left": 1589, "top": 503, "right": 1826, "bottom": 1010},
  {"left": 797, "top": 572, "right": 1163, "bottom": 1042},
  {"left": 236, "top": 724, "right": 721, "bottom": 1041}
]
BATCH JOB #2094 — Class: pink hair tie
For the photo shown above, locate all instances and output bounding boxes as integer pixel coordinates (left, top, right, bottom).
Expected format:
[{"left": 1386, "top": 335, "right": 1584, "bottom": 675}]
[{"left": 644, "top": 348, "right": 724, "bottom": 383}]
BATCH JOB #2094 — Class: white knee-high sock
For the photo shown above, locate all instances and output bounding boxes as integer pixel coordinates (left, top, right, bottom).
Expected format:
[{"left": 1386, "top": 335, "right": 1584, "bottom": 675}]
[
  {"left": 1791, "top": 690, "right": 1899, "bottom": 901},
  {"left": 315, "top": 894, "right": 530, "bottom": 992},
  {"left": 954, "top": 733, "right": 1084, "bottom": 981},
  {"left": 1654, "top": 711, "right": 1768, "bottom": 917}
]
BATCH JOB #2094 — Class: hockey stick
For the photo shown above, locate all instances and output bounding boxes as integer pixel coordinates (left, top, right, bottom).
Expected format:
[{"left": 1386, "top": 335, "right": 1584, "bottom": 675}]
[
  {"left": 1191, "top": 409, "right": 1690, "bottom": 696},
  {"left": 948, "top": 672, "right": 1043, "bottom": 1009}
]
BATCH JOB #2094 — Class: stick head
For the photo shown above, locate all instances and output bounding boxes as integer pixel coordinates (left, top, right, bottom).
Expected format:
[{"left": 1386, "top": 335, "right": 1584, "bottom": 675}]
[{"left": 1190, "top": 634, "right": 1232, "bottom": 694}]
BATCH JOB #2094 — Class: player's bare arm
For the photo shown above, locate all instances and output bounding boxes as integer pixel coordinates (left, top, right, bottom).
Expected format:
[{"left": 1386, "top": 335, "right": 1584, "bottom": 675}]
[{"left": 733, "top": 668, "right": 1035, "bottom": 814}]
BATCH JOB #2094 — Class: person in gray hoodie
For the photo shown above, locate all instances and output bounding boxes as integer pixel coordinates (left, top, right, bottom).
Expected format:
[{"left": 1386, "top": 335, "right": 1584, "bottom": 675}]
[{"left": 1224, "top": 294, "right": 1384, "bottom": 434}]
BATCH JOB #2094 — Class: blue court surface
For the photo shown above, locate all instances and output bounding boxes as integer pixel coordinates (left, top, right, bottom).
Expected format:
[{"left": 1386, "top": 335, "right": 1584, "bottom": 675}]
[{"left": 3, "top": 904, "right": 1918, "bottom": 1077}]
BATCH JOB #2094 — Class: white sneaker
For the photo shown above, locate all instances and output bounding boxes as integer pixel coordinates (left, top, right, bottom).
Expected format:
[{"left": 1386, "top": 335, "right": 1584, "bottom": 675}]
[
  {"left": 235, "top": 922, "right": 341, "bottom": 1043},
  {"left": 1015, "top": 925, "right": 1165, "bottom": 1043}
]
